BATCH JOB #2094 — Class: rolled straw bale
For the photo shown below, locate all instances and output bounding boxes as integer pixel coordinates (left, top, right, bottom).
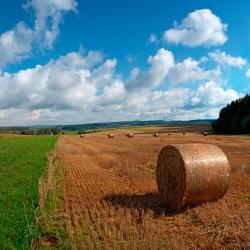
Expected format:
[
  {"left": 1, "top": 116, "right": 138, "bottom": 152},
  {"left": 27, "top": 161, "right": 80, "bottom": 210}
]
[
  {"left": 80, "top": 134, "right": 84, "bottom": 138},
  {"left": 153, "top": 133, "right": 160, "bottom": 137},
  {"left": 203, "top": 131, "right": 208, "bottom": 136},
  {"left": 126, "top": 133, "right": 134, "bottom": 138},
  {"left": 156, "top": 144, "right": 230, "bottom": 209},
  {"left": 108, "top": 133, "right": 114, "bottom": 138}
]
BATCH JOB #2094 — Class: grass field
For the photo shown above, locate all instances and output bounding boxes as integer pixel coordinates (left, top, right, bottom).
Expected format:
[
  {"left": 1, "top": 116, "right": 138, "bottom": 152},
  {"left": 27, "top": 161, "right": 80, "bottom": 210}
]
[{"left": 0, "top": 135, "right": 57, "bottom": 249}]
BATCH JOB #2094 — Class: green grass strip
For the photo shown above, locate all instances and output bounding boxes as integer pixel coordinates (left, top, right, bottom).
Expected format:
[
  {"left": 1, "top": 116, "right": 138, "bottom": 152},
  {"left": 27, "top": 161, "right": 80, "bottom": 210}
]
[{"left": 0, "top": 135, "right": 57, "bottom": 249}]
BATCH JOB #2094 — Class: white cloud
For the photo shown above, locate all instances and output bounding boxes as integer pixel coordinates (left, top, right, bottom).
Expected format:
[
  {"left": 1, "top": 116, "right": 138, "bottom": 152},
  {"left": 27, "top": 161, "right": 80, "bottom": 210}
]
[
  {"left": 126, "top": 48, "right": 222, "bottom": 88},
  {"left": 148, "top": 33, "right": 158, "bottom": 44},
  {"left": 90, "top": 58, "right": 117, "bottom": 87},
  {"left": 147, "top": 48, "right": 175, "bottom": 85},
  {"left": 55, "top": 50, "right": 103, "bottom": 70},
  {"left": 0, "top": 50, "right": 100, "bottom": 111},
  {"left": 164, "top": 9, "right": 228, "bottom": 47},
  {"left": 191, "top": 81, "right": 239, "bottom": 107},
  {"left": 246, "top": 69, "right": 250, "bottom": 78},
  {"left": 209, "top": 50, "right": 247, "bottom": 68},
  {"left": 168, "top": 58, "right": 221, "bottom": 84},
  {"left": 126, "top": 48, "right": 174, "bottom": 90},
  {"left": 126, "top": 55, "right": 137, "bottom": 63},
  {"left": 0, "top": 48, "right": 240, "bottom": 126},
  {"left": 0, "top": 0, "right": 77, "bottom": 68},
  {"left": 24, "top": 0, "right": 77, "bottom": 48},
  {"left": 0, "top": 22, "right": 33, "bottom": 68}
]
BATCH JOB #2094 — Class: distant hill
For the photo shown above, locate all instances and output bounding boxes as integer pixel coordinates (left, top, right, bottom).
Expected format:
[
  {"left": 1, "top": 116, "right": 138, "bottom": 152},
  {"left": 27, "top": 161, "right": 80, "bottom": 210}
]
[
  {"left": 0, "top": 119, "right": 214, "bottom": 133},
  {"left": 59, "top": 119, "right": 213, "bottom": 131}
]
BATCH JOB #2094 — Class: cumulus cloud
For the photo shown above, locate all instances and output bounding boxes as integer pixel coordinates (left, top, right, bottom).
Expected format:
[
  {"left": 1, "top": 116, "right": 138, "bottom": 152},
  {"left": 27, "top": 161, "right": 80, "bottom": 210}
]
[
  {"left": 126, "top": 48, "right": 174, "bottom": 90},
  {"left": 164, "top": 9, "right": 228, "bottom": 47},
  {"left": 0, "top": 47, "right": 240, "bottom": 126},
  {"left": 0, "top": 23, "right": 33, "bottom": 68},
  {"left": 148, "top": 33, "right": 158, "bottom": 44},
  {"left": 24, "top": 0, "right": 77, "bottom": 48},
  {"left": 191, "top": 81, "right": 239, "bottom": 107},
  {"left": 126, "top": 55, "right": 137, "bottom": 63},
  {"left": 0, "top": 0, "right": 77, "bottom": 68},
  {"left": 209, "top": 50, "right": 247, "bottom": 68},
  {"left": 126, "top": 48, "right": 222, "bottom": 88},
  {"left": 168, "top": 58, "right": 221, "bottom": 84},
  {"left": 246, "top": 69, "right": 250, "bottom": 78},
  {"left": 0, "top": 4, "right": 243, "bottom": 126},
  {"left": 0, "top": 50, "right": 104, "bottom": 111}
]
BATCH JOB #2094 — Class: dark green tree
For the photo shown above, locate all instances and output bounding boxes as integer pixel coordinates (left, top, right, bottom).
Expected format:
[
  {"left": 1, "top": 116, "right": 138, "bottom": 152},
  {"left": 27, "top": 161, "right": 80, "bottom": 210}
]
[{"left": 212, "top": 94, "right": 250, "bottom": 134}]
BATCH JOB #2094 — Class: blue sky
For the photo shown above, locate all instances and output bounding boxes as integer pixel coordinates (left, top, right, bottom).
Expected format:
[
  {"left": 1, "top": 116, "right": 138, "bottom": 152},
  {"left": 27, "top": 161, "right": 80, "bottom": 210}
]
[{"left": 0, "top": 0, "right": 249, "bottom": 125}]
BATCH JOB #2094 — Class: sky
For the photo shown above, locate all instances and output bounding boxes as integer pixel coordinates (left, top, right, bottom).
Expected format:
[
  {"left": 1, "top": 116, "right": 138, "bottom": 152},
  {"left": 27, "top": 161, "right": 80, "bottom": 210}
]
[{"left": 0, "top": 0, "right": 250, "bottom": 126}]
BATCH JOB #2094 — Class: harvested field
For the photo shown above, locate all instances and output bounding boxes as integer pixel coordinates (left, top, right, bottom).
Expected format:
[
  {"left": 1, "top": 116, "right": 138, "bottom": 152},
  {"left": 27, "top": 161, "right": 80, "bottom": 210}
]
[{"left": 57, "top": 130, "right": 250, "bottom": 249}]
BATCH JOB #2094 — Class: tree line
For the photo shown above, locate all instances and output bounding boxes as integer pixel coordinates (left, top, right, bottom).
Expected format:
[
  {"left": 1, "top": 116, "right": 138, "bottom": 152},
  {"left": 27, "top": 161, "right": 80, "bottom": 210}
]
[
  {"left": 21, "top": 127, "right": 62, "bottom": 135},
  {"left": 212, "top": 94, "right": 250, "bottom": 134}
]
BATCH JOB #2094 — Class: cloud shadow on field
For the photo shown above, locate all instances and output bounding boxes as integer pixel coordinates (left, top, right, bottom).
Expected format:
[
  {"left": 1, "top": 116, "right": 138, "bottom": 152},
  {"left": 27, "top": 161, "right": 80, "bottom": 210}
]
[{"left": 103, "top": 192, "right": 190, "bottom": 218}]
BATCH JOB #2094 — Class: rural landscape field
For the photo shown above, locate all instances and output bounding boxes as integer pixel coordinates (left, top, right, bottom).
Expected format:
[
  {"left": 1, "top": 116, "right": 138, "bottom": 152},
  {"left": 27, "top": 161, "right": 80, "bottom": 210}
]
[
  {"left": 0, "top": 125, "right": 250, "bottom": 249},
  {"left": 38, "top": 126, "right": 250, "bottom": 249},
  {"left": 1, "top": 0, "right": 250, "bottom": 249}
]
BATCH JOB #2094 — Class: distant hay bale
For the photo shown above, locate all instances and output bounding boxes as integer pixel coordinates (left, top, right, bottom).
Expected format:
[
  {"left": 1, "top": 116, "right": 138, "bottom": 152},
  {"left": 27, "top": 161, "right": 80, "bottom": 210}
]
[
  {"left": 152, "top": 133, "right": 160, "bottom": 137},
  {"left": 80, "top": 134, "right": 84, "bottom": 138},
  {"left": 168, "top": 133, "right": 172, "bottom": 135},
  {"left": 208, "top": 131, "right": 212, "bottom": 135},
  {"left": 203, "top": 131, "right": 208, "bottom": 136},
  {"left": 182, "top": 133, "right": 186, "bottom": 135},
  {"left": 156, "top": 144, "right": 230, "bottom": 209},
  {"left": 108, "top": 133, "right": 114, "bottom": 138},
  {"left": 126, "top": 133, "right": 134, "bottom": 138}
]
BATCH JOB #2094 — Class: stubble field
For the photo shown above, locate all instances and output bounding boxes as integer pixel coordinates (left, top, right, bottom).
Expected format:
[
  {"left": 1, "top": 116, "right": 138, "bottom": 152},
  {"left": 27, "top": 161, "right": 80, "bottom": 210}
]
[{"left": 56, "top": 128, "right": 250, "bottom": 249}]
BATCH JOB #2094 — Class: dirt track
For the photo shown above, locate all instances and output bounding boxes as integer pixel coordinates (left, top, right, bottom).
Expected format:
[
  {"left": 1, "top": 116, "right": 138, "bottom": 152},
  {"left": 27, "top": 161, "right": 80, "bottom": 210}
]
[{"left": 57, "top": 131, "right": 250, "bottom": 249}]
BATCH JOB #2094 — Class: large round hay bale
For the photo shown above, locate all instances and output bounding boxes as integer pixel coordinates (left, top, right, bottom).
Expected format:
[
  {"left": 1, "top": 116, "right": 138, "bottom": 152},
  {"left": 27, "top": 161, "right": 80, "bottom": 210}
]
[{"left": 156, "top": 144, "right": 230, "bottom": 209}]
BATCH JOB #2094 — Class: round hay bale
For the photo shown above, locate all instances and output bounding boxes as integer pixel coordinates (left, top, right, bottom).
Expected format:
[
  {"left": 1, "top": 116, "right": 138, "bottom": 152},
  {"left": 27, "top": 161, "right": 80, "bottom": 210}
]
[
  {"left": 80, "top": 134, "right": 84, "bottom": 138},
  {"left": 182, "top": 133, "right": 186, "bottom": 135},
  {"left": 156, "top": 144, "right": 230, "bottom": 209},
  {"left": 126, "top": 133, "right": 134, "bottom": 138},
  {"left": 203, "top": 131, "right": 208, "bottom": 136},
  {"left": 153, "top": 133, "right": 160, "bottom": 137},
  {"left": 168, "top": 133, "right": 172, "bottom": 135},
  {"left": 108, "top": 133, "right": 114, "bottom": 138}
]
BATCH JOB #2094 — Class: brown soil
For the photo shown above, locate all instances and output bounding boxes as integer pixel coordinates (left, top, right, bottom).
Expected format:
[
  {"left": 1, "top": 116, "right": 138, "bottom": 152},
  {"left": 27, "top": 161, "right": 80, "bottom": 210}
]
[{"left": 57, "top": 129, "right": 250, "bottom": 249}]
